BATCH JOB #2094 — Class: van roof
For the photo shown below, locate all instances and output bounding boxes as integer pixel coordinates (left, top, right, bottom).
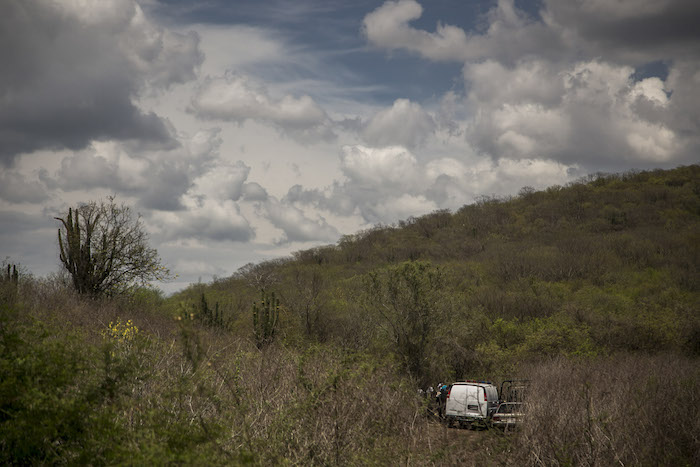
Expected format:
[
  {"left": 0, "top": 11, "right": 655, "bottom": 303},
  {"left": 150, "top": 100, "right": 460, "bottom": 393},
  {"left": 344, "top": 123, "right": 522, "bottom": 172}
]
[{"left": 452, "top": 380, "right": 495, "bottom": 386}]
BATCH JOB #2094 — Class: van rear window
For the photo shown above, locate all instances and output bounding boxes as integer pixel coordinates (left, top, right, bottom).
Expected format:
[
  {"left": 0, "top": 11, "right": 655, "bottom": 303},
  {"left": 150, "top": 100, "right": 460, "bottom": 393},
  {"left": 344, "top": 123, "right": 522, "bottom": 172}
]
[{"left": 467, "top": 404, "right": 478, "bottom": 411}]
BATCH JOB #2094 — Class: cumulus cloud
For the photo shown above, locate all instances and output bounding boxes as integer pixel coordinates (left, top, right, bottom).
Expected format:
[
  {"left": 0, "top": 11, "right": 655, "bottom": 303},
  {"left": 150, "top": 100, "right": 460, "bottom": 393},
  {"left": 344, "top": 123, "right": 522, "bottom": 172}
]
[
  {"left": 362, "top": 99, "right": 435, "bottom": 148},
  {"left": 363, "top": 0, "right": 700, "bottom": 169},
  {"left": 151, "top": 197, "right": 254, "bottom": 243},
  {"left": 191, "top": 161, "right": 251, "bottom": 202},
  {"left": 262, "top": 198, "right": 339, "bottom": 244},
  {"left": 362, "top": 0, "right": 556, "bottom": 64},
  {"left": 0, "top": 171, "right": 49, "bottom": 204},
  {"left": 285, "top": 143, "right": 578, "bottom": 226},
  {"left": 341, "top": 145, "right": 420, "bottom": 189},
  {"left": 362, "top": 0, "right": 471, "bottom": 61},
  {"left": 190, "top": 73, "right": 335, "bottom": 142},
  {"left": 466, "top": 59, "right": 686, "bottom": 168},
  {"left": 284, "top": 145, "right": 445, "bottom": 224},
  {"left": 45, "top": 129, "right": 222, "bottom": 210},
  {"left": 364, "top": 0, "right": 700, "bottom": 66},
  {"left": 0, "top": 0, "right": 203, "bottom": 165},
  {"left": 241, "top": 182, "right": 269, "bottom": 202}
]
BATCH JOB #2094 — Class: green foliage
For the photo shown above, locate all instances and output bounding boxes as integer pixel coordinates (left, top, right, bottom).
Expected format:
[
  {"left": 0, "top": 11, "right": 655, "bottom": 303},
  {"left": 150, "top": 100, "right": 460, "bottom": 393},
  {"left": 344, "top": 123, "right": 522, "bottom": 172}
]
[
  {"left": 0, "top": 304, "right": 118, "bottom": 464},
  {"left": 252, "top": 290, "right": 280, "bottom": 349},
  {"left": 363, "top": 261, "right": 445, "bottom": 383}
]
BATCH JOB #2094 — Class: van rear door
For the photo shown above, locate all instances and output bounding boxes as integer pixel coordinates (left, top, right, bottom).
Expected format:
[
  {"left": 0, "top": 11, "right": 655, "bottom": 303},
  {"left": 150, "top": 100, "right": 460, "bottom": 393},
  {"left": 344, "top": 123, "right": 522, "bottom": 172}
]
[
  {"left": 446, "top": 385, "right": 467, "bottom": 416},
  {"left": 465, "top": 385, "right": 480, "bottom": 414}
]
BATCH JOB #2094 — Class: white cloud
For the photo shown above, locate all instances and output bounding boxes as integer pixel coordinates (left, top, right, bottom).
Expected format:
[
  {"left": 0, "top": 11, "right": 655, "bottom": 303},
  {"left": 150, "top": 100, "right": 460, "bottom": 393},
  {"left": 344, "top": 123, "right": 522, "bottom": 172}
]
[
  {"left": 190, "top": 74, "right": 334, "bottom": 142},
  {"left": 464, "top": 59, "right": 564, "bottom": 108},
  {"left": 0, "top": 171, "right": 48, "bottom": 204},
  {"left": 191, "top": 161, "right": 250, "bottom": 202},
  {"left": 151, "top": 197, "right": 254, "bottom": 243},
  {"left": 362, "top": 0, "right": 471, "bottom": 62},
  {"left": 286, "top": 143, "right": 579, "bottom": 226},
  {"left": 466, "top": 59, "right": 685, "bottom": 167},
  {"left": 362, "top": 99, "right": 435, "bottom": 148},
  {"left": 340, "top": 145, "right": 420, "bottom": 189},
  {"left": 363, "top": 0, "right": 558, "bottom": 64},
  {"left": 46, "top": 129, "right": 222, "bottom": 210},
  {"left": 362, "top": 0, "right": 699, "bottom": 168},
  {"left": 367, "top": 193, "right": 437, "bottom": 223},
  {"left": 242, "top": 182, "right": 269, "bottom": 202},
  {"left": 262, "top": 198, "right": 339, "bottom": 243}
]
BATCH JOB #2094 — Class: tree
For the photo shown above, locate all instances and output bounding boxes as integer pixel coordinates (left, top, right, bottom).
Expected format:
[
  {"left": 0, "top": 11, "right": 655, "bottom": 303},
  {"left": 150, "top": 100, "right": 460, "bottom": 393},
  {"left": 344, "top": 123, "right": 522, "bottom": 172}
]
[
  {"left": 363, "top": 261, "right": 444, "bottom": 382},
  {"left": 55, "top": 198, "right": 169, "bottom": 296},
  {"left": 283, "top": 265, "right": 326, "bottom": 339}
]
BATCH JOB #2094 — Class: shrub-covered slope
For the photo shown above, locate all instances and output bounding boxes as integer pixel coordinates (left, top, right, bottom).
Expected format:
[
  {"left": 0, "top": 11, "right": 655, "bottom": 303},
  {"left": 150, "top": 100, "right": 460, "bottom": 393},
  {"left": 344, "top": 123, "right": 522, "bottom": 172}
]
[{"left": 175, "top": 165, "right": 700, "bottom": 377}]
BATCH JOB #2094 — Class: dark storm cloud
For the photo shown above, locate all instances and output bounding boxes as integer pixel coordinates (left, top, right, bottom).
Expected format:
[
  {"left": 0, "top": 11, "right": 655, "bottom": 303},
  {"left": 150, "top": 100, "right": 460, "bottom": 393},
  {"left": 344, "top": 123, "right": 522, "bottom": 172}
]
[
  {"left": 544, "top": 0, "right": 700, "bottom": 61},
  {"left": 0, "top": 0, "right": 202, "bottom": 165}
]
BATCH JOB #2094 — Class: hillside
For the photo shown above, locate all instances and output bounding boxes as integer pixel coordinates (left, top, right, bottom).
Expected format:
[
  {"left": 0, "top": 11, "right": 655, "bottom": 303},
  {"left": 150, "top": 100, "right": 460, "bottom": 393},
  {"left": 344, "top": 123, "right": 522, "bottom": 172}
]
[
  {"left": 176, "top": 165, "right": 700, "bottom": 374},
  {"left": 2, "top": 165, "right": 698, "bottom": 465}
]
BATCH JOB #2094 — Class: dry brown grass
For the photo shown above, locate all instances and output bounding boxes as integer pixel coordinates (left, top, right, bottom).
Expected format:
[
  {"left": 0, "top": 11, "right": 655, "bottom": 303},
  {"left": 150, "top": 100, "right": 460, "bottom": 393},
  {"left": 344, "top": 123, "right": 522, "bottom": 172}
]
[{"left": 515, "top": 355, "right": 700, "bottom": 466}]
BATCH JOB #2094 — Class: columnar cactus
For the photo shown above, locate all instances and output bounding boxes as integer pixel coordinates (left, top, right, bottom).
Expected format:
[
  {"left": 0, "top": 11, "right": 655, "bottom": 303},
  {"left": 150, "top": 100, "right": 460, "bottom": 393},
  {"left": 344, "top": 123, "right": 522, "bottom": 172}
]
[
  {"left": 5, "top": 264, "right": 19, "bottom": 285},
  {"left": 57, "top": 207, "right": 99, "bottom": 294},
  {"left": 252, "top": 290, "right": 280, "bottom": 349},
  {"left": 194, "top": 293, "right": 227, "bottom": 330}
]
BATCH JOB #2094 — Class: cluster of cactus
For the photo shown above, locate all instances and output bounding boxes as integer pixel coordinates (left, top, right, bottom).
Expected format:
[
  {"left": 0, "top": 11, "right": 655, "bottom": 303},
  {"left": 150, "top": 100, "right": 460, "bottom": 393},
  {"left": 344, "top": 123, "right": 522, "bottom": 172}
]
[
  {"left": 252, "top": 290, "right": 280, "bottom": 349},
  {"left": 195, "top": 293, "right": 228, "bottom": 330},
  {"left": 3, "top": 264, "right": 19, "bottom": 286},
  {"left": 178, "top": 293, "right": 229, "bottom": 331}
]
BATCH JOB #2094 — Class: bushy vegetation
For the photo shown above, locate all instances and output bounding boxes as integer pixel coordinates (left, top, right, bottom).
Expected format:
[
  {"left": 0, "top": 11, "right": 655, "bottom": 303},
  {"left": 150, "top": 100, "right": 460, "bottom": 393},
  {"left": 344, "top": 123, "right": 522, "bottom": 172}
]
[{"left": 2, "top": 165, "right": 699, "bottom": 464}]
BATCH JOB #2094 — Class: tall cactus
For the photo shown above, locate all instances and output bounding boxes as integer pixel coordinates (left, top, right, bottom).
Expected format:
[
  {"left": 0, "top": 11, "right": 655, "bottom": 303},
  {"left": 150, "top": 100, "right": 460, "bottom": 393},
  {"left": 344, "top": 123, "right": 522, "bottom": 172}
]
[
  {"left": 252, "top": 290, "right": 280, "bottom": 349},
  {"left": 4, "top": 264, "right": 19, "bottom": 285},
  {"left": 192, "top": 292, "right": 227, "bottom": 330},
  {"left": 56, "top": 205, "right": 104, "bottom": 294},
  {"left": 56, "top": 206, "right": 100, "bottom": 294}
]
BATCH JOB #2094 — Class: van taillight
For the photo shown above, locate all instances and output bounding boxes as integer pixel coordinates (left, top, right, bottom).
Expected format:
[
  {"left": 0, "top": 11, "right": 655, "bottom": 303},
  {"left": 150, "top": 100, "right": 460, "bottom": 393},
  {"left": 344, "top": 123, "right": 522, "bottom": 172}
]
[
  {"left": 484, "top": 390, "right": 487, "bottom": 401},
  {"left": 447, "top": 388, "right": 452, "bottom": 398}
]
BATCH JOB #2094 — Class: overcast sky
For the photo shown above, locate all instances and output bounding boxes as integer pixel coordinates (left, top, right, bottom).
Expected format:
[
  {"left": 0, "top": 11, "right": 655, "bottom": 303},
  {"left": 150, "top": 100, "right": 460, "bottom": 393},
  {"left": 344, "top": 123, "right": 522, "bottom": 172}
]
[{"left": 2, "top": 0, "right": 699, "bottom": 294}]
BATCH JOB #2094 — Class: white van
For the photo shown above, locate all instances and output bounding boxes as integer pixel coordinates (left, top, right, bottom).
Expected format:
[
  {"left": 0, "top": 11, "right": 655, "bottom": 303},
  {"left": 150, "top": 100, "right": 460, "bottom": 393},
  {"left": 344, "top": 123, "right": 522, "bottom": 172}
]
[{"left": 444, "top": 381, "right": 499, "bottom": 428}]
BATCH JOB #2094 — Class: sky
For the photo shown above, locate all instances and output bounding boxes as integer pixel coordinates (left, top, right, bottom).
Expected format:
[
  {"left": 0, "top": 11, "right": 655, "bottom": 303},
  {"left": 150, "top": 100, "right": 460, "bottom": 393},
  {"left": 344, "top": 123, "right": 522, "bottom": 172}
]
[{"left": 2, "top": 0, "right": 699, "bottom": 294}]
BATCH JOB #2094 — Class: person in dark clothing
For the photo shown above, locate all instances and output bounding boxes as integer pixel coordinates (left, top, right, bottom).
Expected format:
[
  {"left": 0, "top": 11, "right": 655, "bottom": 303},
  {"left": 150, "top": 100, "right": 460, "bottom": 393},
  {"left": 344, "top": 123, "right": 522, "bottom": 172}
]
[{"left": 437, "top": 384, "right": 449, "bottom": 418}]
